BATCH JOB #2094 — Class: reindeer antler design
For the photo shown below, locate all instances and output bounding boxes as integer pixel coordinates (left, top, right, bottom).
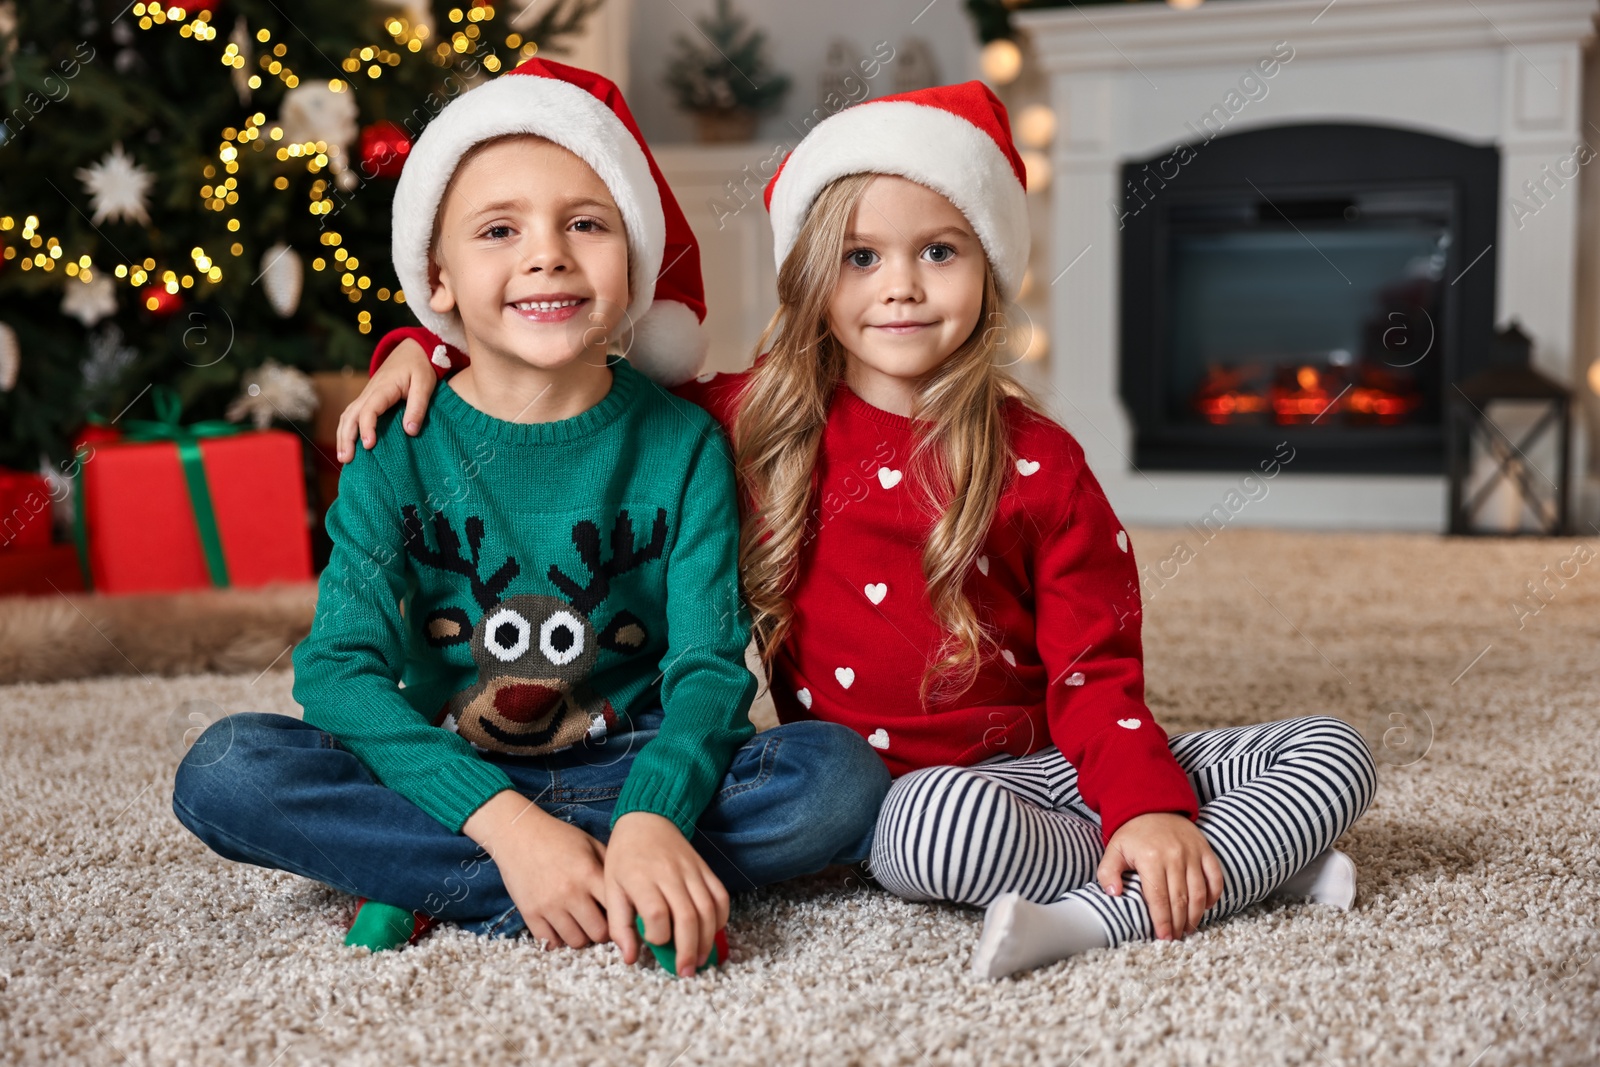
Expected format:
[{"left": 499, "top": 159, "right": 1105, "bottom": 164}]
[
  {"left": 401, "top": 506, "right": 520, "bottom": 611},
  {"left": 547, "top": 508, "right": 668, "bottom": 614}
]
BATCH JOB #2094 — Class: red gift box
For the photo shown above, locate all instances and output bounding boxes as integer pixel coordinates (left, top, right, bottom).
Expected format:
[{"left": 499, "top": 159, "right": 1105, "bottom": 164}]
[
  {"left": 0, "top": 469, "right": 54, "bottom": 550},
  {"left": 77, "top": 430, "right": 312, "bottom": 594}
]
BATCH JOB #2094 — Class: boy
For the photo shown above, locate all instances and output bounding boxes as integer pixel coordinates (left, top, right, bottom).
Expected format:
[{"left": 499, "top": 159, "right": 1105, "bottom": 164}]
[{"left": 172, "top": 60, "right": 888, "bottom": 974}]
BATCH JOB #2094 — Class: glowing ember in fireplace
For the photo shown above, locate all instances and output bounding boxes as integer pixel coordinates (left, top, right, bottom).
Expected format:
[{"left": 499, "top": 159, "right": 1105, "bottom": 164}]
[
  {"left": 1346, "top": 386, "right": 1421, "bottom": 423},
  {"left": 1195, "top": 391, "right": 1269, "bottom": 423},
  {"left": 1273, "top": 365, "right": 1335, "bottom": 423},
  {"left": 1193, "top": 361, "right": 1422, "bottom": 427},
  {"left": 1194, "top": 365, "right": 1270, "bottom": 425}
]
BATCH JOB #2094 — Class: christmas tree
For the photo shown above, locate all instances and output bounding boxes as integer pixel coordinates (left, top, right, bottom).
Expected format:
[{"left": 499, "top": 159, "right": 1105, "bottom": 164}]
[{"left": 0, "top": 0, "right": 601, "bottom": 471}]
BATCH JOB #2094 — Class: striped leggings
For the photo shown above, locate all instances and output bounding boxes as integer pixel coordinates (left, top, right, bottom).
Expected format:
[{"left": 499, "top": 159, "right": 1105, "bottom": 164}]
[{"left": 869, "top": 716, "right": 1377, "bottom": 945}]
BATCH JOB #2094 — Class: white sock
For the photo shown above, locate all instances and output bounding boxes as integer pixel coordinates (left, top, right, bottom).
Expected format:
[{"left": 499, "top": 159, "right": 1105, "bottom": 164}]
[
  {"left": 970, "top": 891, "right": 1111, "bottom": 979},
  {"left": 1268, "top": 848, "right": 1357, "bottom": 910}
]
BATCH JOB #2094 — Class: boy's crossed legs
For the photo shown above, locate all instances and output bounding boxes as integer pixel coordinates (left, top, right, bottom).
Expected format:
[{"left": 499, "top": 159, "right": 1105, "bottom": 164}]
[{"left": 173, "top": 708, "right": 889, "bottom": 941}]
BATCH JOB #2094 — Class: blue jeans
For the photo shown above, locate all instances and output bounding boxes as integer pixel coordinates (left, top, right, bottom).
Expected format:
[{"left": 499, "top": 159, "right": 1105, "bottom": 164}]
[{"left": 172, "top": 709, "right": 889, "bottom": 938}]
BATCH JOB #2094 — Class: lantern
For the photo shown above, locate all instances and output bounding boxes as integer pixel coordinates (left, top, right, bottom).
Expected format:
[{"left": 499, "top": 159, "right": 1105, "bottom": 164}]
[{"left": 1447, "top": 321, "right": 1571, "bottom": 535}]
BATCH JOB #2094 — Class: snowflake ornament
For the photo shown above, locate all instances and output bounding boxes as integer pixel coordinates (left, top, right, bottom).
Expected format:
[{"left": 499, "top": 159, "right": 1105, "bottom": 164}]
[
  {"left": 278, "top": 82, "right": 359, "bottom": 190},
  {"left": 226, "top": 360, "right": 318, "bottom": 430},
  {"left": 76, "top": 144, "right": 153, "bottom": 226},
  {"left": 61, "top": 275, "right": 117, "bottom": 327},
  {"left": 82, "top": 324, "right": 138, "bottom": 393}
]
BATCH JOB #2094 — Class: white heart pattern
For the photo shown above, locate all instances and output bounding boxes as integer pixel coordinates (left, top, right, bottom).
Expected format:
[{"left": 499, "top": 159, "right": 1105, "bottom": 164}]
[
  {"left": 1117, "top": 718, "right": 1142, "bottom": 730},
  {"left": 1065, "top": 672, "right": 1086, "bottom": 686},
  {"left": 878, "top": 467, "right": 903, "bottom": 489},
  {"left": 976, "top": 555, "right": 990, "bottom": 576},
  {"left": 868, "top": 728, "right": 890, "bottom": 750},
  {"left": 1116, "top": 529, "right": 1129, "bottom": 553},
  {"left": 1016, "top": 458, "right": 1041, "bottom": 477},
  {"left": 796, "top": 687, "right": 813, "bottom": 709},
  {"left": 430, "top": 344, "right": 452, "bottom": 369},
  {"left": 835, "top": 666, "right": 856, "bottom": 689},
  {"left": 864, "top": 582, "right": 887, "bottom": 605},
  {"left": 1001, "top": 649, "right": 1017, "bottom": 666}
]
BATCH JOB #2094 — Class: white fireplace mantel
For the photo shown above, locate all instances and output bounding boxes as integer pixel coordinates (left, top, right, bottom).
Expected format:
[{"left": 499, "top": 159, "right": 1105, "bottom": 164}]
[{"left": 1016, "top": 0, "right": 1600, "bottom": 530}]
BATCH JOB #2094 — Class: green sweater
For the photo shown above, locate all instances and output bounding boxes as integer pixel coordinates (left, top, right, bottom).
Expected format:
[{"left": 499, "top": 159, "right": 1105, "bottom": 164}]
[{"left": 291, "top": 356, "right": 757, "bottom": 837}]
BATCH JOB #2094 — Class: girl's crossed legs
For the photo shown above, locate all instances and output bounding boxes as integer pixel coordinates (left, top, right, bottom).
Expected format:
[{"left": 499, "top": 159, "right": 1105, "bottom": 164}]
[{"left": 869, "top": 715, "right": 1378, "bottom": 972}]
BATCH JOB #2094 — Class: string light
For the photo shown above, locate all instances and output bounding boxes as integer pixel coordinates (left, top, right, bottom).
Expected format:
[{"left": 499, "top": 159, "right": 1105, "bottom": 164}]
[
  {"left": 981, "top": 39, "right": 1023, "bottom": 85},
  {"left": 15, "top": 6, "right": 517, "bottom": 322},
  {"left": 177, "top": 9, "right": 217, "bottom": 41}
]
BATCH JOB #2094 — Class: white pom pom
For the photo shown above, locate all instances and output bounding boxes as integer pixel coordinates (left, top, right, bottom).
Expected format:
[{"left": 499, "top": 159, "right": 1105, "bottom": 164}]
[{"left": 625, "top": 300, "right": 707, "bottom": 386}]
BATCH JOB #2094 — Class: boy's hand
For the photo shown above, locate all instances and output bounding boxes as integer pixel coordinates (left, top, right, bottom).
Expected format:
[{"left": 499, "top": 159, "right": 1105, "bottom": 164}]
[
  {"left": 605, "top": 811, "right": 729, "bottom": 978},
  {"left": 1098, "top": 812, "right": 1224, "bottom": 940},
  {"left": 462, "top": 790, "right": 611, "bottom": 950},
  {"left": 336, "top": 338, "right": 438, "bottom": 462}
]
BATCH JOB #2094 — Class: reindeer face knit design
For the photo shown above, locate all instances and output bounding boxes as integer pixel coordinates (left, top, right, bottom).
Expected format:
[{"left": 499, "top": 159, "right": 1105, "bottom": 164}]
[
  {"left": 292, "top": 357, "right": 757, "bottom": 837},
  {"left": 403, "top": 504, "right": 664, "bottom": 756}
]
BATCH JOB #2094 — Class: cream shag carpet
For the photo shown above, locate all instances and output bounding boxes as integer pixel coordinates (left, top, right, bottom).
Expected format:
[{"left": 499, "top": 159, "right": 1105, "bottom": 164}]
[{"left": 2, "top": 528, "right": 1597, "bottom": 1066}]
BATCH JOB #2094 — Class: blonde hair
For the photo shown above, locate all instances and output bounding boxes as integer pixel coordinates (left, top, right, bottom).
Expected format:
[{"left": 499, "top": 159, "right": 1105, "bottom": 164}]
[{"left": 733, "top": 173, "right": 1048, "bottom": 707}]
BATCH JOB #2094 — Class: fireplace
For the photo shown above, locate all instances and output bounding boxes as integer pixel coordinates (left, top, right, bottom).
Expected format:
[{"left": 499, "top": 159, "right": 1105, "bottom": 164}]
[
  {"left": 1119, "top": 123, "right": 1499, "bottom": 474},
  {"left": 1016, "top": 0, "right": 1598, "bottom": 530}
]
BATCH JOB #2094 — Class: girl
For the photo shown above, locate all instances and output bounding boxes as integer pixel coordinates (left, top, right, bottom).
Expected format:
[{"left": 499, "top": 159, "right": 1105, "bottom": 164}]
[{"left": 344, "top": 81, "right": 1377, "bottom": 978}]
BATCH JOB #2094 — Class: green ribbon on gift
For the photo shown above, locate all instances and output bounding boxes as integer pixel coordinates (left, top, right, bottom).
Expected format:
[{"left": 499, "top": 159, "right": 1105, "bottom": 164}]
[{"left": 75, "top": 386, "right": 243, "bottom": 590}]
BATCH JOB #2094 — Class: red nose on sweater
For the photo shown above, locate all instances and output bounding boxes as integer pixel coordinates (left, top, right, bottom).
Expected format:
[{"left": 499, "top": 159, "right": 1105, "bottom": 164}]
[{"left": 493, "top": 682, "right": 562, "bottom": 723}]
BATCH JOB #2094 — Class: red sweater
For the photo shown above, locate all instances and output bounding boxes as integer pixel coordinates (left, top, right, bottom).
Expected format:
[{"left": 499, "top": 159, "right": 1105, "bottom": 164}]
[{"left": 371, "top": 330, "right": 1199, "bottom": 841}]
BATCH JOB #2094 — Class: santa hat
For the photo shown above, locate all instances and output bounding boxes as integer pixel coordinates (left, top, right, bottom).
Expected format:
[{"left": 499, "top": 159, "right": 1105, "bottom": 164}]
[
  {"left": 763, "top": 81, "right": 1029, "bottom": 301},
  {"left": 391, "top": 58, "right": 707, "bottom": 386}
]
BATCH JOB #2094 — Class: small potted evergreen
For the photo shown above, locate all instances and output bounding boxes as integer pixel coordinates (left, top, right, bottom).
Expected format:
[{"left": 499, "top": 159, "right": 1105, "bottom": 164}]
[{"left": 664, "top": 0, "right": 791, "bottom": 143}]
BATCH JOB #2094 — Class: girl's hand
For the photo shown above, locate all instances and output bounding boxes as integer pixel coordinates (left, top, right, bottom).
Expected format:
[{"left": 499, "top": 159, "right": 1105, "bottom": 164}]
[
  {"left": 604, "top": 811, "right": 730, "bottom": 978},
  {"left": 335, "top": 338, "right": 438, "bottom": 462},
  {"left": 1098, "top": 812, "right": 1224, "bottom": 940}
]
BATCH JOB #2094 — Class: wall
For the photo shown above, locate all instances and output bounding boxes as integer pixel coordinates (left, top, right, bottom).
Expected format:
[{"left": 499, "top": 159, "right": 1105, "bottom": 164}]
[{"left": 626, "top": 0, "right": 980, "bottom": 147}]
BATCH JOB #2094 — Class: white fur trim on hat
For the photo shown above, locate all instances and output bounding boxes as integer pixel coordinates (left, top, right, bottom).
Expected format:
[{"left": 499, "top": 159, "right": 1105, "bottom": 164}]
[
  {"left": 766, "top": 100, "right": 1030, "bottom": 300},
  {"left": 391, "top": 74, "right": 666, "bottom": 354},
  {"left": 625, "top": 299, "right": 707, "bottom": 387}
]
